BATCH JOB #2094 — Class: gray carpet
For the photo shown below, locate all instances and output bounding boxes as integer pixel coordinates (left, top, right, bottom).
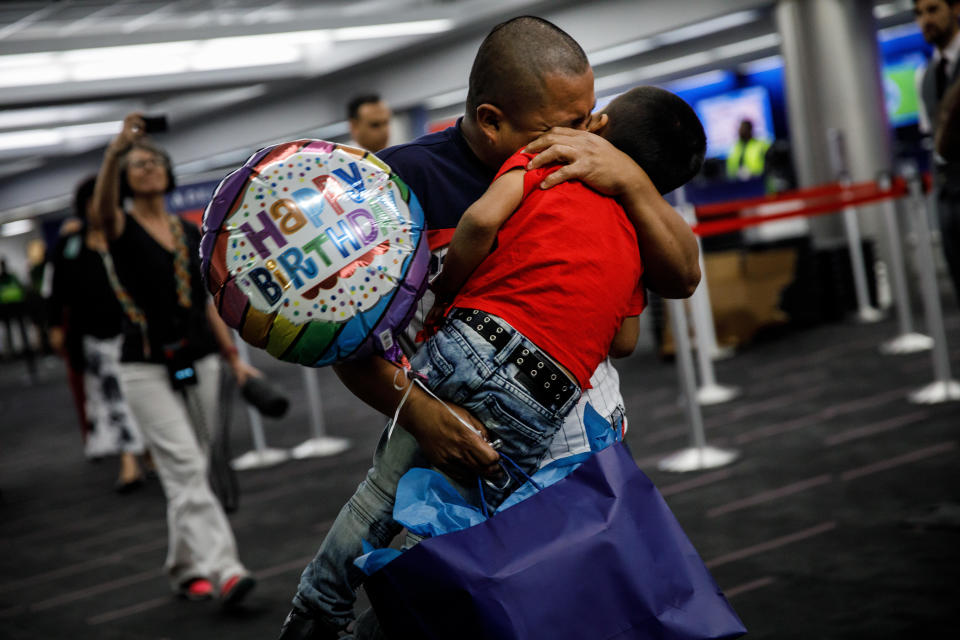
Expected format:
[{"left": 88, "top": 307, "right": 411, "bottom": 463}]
[{"left": 1, "top": 302, "right": 958, "bottom": 639}]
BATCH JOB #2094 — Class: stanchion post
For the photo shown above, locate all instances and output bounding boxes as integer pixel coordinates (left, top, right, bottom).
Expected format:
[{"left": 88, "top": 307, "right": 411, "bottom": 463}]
[
  {"left": 827, "top": 129, "right": 883, "bottom": 323},
  {"left": 673, "top": 195, "right": 739, "bottom": 405},
  {"left": 675, "top": 188, "right": 728, "bottom": 361},
  {"left": 901, "top": 162, "right": 960, "bottom": 403},
  {"left": 230, "top": 337, "right": 290, "bottom": 470},
  {"left": 877, "top": 171, "right": 933, "bottom": 354},
  {"left": 290, "top": 368, "right": 351, "bottom": 459},
  {"left": 657, "top": 299, "right": 739, "bottom": 472}
]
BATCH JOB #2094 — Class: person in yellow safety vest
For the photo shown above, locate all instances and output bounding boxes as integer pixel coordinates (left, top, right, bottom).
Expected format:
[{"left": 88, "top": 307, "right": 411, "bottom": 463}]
[
  {"left": 726, "top": 119, "right": 770, "bottom": 180},
  {"left": 0, "top": 258, "right": 26, "bottom": 304}
]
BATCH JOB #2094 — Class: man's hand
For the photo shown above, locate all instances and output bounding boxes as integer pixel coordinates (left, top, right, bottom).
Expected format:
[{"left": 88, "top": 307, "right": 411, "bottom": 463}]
[
  {"left": 524, "top": 126, "right": 651, "bottom": 196},
  {"left": 398, "top": 388, "right": 500, "bottom": 483}
]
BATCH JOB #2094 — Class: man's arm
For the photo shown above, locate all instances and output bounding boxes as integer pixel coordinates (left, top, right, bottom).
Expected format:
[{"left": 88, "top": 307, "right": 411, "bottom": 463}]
[
  {"left": 333, "top": 355, "right": 500, "bottom": 482},
  {"left": 524, "top": 128, "right": 700, "bottom": 299},
  {"left": 430, "top": 170, "right": 524, "bottom": 300}
]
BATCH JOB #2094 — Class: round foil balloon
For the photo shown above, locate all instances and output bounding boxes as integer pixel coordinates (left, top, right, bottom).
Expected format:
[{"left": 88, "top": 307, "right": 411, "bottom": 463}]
[{"left": 200, "top": 140, "right": 428, "bottom": 366}]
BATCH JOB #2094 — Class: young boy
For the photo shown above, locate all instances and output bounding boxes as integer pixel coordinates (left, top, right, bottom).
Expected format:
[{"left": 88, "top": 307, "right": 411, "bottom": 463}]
[{"left": 417, "top": 85, "right": 706, "bottom": 505}]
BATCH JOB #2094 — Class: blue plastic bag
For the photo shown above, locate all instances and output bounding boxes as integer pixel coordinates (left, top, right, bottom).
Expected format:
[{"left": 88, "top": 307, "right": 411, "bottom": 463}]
[
  {"left": 364, "top": 442, "right": 746, "bottom": 640},
  {"left": 354, "top": 402, "right": 626, "bottom": 573}
]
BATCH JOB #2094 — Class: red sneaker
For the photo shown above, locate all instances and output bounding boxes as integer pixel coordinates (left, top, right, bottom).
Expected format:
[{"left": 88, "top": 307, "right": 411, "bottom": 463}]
[
  {"left": 179, "top": 577, "right": 214, "bottom": 601},
  {"left": 219, "top": 573, "right": 256, "bottom": 607}
]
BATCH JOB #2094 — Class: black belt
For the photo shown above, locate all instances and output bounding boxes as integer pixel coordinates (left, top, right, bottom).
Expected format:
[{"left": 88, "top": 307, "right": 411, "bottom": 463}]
[{"left": 448, "top": 308, "right": 578, "bottom": 411}]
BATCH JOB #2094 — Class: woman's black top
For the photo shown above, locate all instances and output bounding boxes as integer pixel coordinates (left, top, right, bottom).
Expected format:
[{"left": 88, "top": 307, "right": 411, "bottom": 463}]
[{"left": 110, "top": 214, "right": 218, "bottom": 364}]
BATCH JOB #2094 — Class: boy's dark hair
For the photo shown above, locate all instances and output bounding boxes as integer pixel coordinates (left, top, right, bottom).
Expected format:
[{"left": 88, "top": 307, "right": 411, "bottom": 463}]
[
  {"left": 602, "top": 86, "right": 706, "bottom": 195},
  {"left": 347, "top": 94, "right": 382, "bottom": 120},
  {"left": 73, "top": 176, "right": 97, "bottom": 221},
  {"left": 117, "top": 139, "right": 176, "bottom": 200},
  {"left": 466, "top": 16, "right": 589, "bottom": 120}
]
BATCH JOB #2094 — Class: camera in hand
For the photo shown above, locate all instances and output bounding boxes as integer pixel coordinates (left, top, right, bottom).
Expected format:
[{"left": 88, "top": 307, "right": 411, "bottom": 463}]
[{"left": 241, "top": 376, "right": 290, "bottom": 418}]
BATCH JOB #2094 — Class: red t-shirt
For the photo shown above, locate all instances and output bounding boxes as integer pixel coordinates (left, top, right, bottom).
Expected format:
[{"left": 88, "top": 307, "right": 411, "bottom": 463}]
[{"left": 453, "top": 150, "right": 645, "bottom": 388}]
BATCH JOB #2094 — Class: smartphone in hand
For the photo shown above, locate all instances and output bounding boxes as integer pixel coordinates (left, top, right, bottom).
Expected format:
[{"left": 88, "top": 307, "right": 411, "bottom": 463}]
[{"left": 142, "top": 114, "right": 168, "bottom": 133}]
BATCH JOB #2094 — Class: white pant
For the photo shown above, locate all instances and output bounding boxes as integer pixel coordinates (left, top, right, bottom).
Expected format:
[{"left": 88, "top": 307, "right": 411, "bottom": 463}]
[
  {"left": 120, "top": 354, "right": 246, "bottom": 590},
  {"left": 82, "top": 335, "right": 145, "bottom": 458}
]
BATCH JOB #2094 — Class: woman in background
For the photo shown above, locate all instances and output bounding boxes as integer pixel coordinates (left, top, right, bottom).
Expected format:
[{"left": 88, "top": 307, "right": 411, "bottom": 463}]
[{"left": 90, "top": 112, "right": 258, "bottom": 604}]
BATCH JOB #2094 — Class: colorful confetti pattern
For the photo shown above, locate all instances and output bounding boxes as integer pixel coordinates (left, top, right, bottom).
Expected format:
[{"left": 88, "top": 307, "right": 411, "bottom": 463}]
[{"left": 200, "top": 140, "right": 428, "bottom": 366}]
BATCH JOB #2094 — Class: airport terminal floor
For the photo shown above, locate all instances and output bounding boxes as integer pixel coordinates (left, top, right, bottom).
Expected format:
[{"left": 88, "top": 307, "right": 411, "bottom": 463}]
[{"left": 1, "top": 294, "right": 958, "bottom": 639}]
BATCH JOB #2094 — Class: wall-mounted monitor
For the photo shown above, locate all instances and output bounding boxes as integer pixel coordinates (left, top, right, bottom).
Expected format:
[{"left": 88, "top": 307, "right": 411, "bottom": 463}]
[
  {"left": 694, "top": 86, "right": 775, "bottom": 159},
  {"left": 883, "top": 52, "right": 925, "bottom": 127}
]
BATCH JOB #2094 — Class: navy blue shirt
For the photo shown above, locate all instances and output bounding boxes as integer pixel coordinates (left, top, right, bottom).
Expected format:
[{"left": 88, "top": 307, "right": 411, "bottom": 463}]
[{"left": 378, "top": 119, "right": 495, "bottom": 250}]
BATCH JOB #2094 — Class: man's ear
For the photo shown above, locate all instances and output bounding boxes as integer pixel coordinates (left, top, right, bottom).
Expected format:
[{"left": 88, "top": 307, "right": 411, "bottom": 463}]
[
  {"left": 587, "top": 112, "right": 609, "bottom": 134},
  {"left": 475, "top": 103, "right": 506, "bottom": 144}
]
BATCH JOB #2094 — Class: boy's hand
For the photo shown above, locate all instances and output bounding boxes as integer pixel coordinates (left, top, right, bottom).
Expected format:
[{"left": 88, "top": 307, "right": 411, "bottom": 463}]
[
  {"left": 524, "top": 127, "right": 654, "bottom": 197},
  {"left": 423, "top": 302, "right": 446, "bottom": 338}
]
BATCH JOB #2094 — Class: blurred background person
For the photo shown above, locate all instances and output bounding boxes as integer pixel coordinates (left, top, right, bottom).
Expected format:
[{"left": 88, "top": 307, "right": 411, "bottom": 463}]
[
  {"left": 725, "top": 118, "right": 770, "bottom": 181},
  {"left": 47, "top": 176, "right": 149, "bottom": 491},
  {"left": 347, "top": 93, "right": 392, "bottom": 152},
  {"left": 915, "top": 0, "right": 960, "bottom": 303},
  {"left": 0, "top": 257, "right": 27, "bottom": 359},
  {"left": 90, "top": 112, "right": 258, "bottom": 604}
]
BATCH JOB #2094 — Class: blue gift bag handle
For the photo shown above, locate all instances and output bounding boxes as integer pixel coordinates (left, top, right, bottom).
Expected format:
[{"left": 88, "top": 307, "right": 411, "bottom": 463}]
[{"left": 476, "top": 453, "right": 542, "bottom": 518}]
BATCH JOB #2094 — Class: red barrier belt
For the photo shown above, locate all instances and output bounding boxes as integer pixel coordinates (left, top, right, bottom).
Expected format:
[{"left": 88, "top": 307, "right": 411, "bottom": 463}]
[
  {"left": 695, "top": 181, "right": 853, "bottom": 218},
  {"left": 691, "top": 177, "right": 910, "bottom": 238}
]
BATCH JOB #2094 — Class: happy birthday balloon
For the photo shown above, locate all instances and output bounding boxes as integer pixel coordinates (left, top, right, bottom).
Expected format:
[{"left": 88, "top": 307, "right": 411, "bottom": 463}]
[{"left": 200, "top": 140, "right": 428, "bottom": 366}]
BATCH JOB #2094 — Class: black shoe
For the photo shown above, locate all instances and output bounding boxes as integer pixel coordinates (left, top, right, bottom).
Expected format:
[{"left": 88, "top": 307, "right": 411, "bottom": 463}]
[
  {"left": 114, "top": 476, "right": 145, "bottom": 494},
  {"left": 278, "top": 609, "right": 343, "bottom": 640}
]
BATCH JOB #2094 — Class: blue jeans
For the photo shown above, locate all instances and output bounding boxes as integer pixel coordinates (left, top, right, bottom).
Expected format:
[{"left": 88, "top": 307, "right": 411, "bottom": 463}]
[
  {"left": 411, "top": 310, "right": 582, "bottom": 506},
  {"left": 293, "top": 311, "right": 581, "bottom": 629}
]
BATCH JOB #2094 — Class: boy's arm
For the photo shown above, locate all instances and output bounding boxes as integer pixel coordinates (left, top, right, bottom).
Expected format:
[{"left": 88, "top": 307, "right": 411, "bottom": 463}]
[
  {"left": 609, "top": 316, "right": 639, "bottom": 359},
  {"left": 429, "top": 169, "right": 525, "bottom": 301},
  {"left": 524, "top": 128, "right": 700, "bottom": 299}
]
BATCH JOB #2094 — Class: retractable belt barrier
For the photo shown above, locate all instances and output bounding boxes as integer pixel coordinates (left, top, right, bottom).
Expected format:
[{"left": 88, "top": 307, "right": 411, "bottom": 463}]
[
  {"left": 690, "top": 177, "right": 909, "bottom": 237},
  {"left": 660, "top": 168, "right": 957, "bottom": 473},
  {"left": 675, "top": 168, "right": 956, "bottom": 415}
]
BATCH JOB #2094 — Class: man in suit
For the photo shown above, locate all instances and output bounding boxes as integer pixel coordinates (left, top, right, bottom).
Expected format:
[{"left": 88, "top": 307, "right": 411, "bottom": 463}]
[{"left": 916, "top": 0, "right": 960, "bottom": 301}]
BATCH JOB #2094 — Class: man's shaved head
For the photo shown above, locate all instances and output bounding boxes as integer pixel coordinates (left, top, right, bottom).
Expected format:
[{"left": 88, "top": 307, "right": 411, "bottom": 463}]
[{"left": 466, "top": 16, "right": 589, "bottom": 120}]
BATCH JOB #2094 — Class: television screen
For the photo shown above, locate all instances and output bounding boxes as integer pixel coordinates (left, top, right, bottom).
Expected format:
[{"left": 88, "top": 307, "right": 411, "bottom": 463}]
[
  {"left": 694, "top": 86, "right": 774, "bottom": 159},
  {"left": 883, "top": 52, "right": 925, "bottom": 127}
]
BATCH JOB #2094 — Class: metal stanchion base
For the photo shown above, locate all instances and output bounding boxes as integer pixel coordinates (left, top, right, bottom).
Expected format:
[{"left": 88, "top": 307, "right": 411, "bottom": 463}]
[
  {"left": 712, "top": 346, "right": 737, "bottom": 361},
  {"left": 696, "top": 384, "right": 741, "bottom": 406},
  {"left": 879, "top": 333, "right": 934, "bottom": 355},
  {"left": 231, "top": 448, "right": 290, "bottom": 470},
  {"left": 908, "top": 380, "right": 960, "bottom": 404},
  {"left": 855, "top": 307, "right": 884, "bottom": 323},
  {"left": 290, "top": 436, "right": 351, "bottom": 459},
  {"left": 657, "top": 446, "right": 739, "bottom": 473}
]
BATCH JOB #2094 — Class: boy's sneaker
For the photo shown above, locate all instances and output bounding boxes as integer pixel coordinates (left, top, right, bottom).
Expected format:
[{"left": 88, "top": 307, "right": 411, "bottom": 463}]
[
  {"left": 178, "top": 577, "right": 215, "bottom": 601},
  {"left": 220, "top": 573, "right": 256, "bottom": 607},
  {"left": 277, "top": 608, "right": 343, "bottom": 640}
]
